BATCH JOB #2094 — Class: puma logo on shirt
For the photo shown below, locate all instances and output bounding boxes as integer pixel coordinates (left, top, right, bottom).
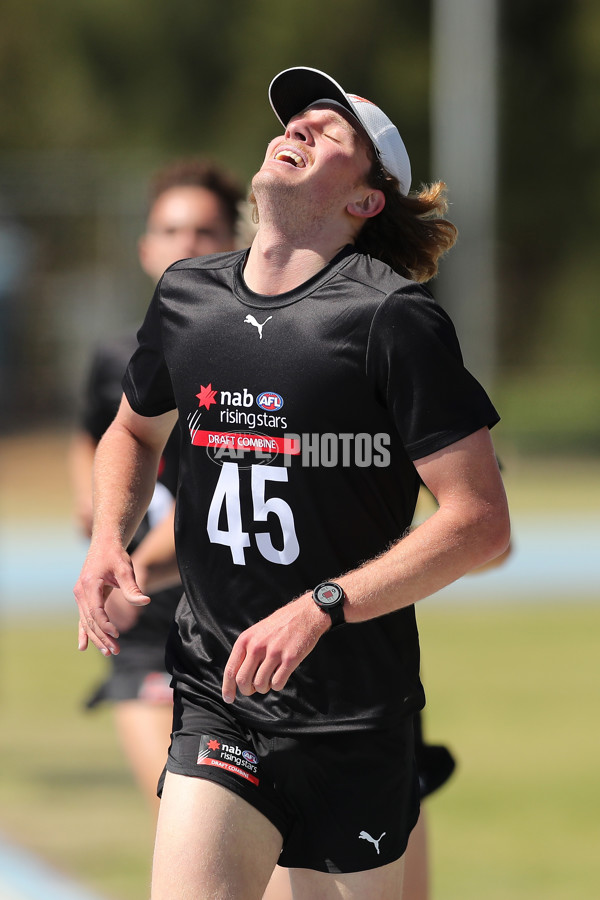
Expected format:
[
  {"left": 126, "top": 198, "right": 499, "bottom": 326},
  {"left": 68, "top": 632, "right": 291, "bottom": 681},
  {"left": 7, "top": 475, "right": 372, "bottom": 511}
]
[{"left": 244, "top": 314, "right": 272, "bottom": 339}]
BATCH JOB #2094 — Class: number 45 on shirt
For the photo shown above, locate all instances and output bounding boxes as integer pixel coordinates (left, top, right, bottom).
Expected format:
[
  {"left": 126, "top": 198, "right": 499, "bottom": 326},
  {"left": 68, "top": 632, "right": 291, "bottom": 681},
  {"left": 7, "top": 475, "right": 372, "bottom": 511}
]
[{"left": 207, "top": 462, "right": 300, "bottom": 566}]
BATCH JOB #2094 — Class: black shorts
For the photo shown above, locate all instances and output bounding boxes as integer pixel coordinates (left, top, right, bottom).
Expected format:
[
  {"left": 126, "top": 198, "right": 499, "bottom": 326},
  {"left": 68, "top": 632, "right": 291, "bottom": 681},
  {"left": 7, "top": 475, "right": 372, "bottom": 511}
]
[
  {"left": 159, "top": 690, "right": 420, "bottom": 874},
  {"left": 85, "top": 668, "right": 173, "bottom": 708}
]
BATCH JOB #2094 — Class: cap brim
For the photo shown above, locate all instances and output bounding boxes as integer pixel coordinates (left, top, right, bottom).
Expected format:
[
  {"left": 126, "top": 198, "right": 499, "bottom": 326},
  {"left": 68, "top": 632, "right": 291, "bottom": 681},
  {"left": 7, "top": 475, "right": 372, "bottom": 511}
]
[{"left": 269, "top": 67, "right": 355, "bottom": 130}]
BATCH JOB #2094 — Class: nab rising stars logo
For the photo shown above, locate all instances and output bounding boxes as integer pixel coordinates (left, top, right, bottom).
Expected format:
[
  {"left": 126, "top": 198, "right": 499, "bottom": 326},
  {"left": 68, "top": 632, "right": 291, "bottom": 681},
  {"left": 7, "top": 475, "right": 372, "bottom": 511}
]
[
  {"left": 257, "top": 391, "right": 283, "bottom": 412},
  {"left": 187, "top": 382, "right": 293, "bottom": 468}
]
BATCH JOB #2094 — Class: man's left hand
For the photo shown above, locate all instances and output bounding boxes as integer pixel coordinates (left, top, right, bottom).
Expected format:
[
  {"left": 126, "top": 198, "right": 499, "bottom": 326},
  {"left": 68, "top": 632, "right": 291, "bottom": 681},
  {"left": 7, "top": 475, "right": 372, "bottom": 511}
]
[{"left": 222, "top": 594, "right": 330, "bottom": 704}]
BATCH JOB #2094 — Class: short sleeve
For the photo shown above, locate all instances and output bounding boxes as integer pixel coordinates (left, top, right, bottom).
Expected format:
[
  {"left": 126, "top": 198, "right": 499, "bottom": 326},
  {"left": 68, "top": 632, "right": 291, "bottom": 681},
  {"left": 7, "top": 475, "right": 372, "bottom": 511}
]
[
  {"left": 81, "top": 334, "right": 138, "bottom": 440},
  {"left": 366, "top": 285, "right": 500, "bottom": 460},
  {"left": 122, "top": 282, "right": 176, "bottom": 417}
]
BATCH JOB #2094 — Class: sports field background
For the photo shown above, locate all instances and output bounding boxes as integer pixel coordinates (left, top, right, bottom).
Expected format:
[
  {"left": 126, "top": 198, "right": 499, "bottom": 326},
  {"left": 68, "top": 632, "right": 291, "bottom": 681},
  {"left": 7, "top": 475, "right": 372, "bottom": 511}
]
[{"left": 1, "top": 431, "right": 599, "bottom": 899}]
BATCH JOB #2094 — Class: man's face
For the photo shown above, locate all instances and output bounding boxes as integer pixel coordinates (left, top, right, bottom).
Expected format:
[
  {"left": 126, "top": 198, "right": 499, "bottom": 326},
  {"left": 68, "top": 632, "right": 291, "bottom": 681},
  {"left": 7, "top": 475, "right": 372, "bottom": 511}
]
[
  {"left": 252, "top": 104, "right": 374, "bottom": 223},
  {"left": 139, "top": 185, "right": 235, "bottom": 282}
]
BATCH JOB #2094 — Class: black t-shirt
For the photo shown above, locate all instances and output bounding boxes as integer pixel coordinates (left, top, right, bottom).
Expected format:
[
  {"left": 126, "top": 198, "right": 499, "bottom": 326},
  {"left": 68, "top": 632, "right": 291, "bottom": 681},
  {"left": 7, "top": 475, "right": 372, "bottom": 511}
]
[
  {"left": 81, "top": 332, "right": 181, "bottom": 667},
  {"left": 123, "top": 246, "right": 499, "bottom": 733}
]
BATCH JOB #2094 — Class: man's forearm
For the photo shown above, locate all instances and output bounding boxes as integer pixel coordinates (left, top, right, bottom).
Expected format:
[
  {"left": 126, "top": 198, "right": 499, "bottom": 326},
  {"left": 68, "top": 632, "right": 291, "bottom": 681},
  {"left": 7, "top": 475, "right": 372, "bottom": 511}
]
[
  {"left": 91, "top": 419, "right": 162, "bottom": 550},
  {"left": 333, "top": 428, "right": 511, "bottom": 623},
  {"left": 336, "top": 498, "right": 510, "bottom": 623}
]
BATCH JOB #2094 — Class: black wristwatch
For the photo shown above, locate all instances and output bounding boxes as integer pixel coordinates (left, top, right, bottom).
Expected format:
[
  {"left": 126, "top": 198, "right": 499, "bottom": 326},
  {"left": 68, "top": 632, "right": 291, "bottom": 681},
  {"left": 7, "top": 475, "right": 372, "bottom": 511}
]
[{"left": 312, "top": 581, "right": 346, "bottom": 630}]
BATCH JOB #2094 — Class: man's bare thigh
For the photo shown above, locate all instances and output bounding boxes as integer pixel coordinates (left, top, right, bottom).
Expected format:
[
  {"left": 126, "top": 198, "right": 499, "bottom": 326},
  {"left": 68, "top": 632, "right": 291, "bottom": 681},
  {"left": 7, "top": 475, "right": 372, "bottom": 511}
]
[{"left": 151, "top": 771, "right": 283, "bottom": 900}]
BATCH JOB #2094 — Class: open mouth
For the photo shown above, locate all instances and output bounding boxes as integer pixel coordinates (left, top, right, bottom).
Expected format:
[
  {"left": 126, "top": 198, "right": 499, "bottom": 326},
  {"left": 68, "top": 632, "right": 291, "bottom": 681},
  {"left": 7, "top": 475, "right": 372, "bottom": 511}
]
[{"left": 274, "top": 149, "right": 306, "bottom": 168}]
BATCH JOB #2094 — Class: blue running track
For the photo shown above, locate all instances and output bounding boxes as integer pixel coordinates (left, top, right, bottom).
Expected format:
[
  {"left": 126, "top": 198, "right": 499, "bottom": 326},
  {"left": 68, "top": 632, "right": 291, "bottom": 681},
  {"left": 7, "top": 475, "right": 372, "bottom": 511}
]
[{"left": 0, "top": 834, "right": 107, "bottom": 900}]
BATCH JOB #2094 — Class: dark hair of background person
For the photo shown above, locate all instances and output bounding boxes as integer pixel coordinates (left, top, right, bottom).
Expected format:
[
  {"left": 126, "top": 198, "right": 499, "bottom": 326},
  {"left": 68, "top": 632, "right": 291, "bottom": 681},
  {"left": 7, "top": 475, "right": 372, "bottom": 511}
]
[{"left": 147, "top": 158, "right": 244, "bottom": 233}]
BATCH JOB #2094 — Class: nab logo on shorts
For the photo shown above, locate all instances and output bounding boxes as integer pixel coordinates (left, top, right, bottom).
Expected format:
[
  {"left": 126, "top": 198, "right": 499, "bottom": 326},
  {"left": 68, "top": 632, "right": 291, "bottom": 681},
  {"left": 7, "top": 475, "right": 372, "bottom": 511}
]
[
  {"left": 196, "top": 735, "right": 260, "bottom": 786},
  {"left": 257, "top": 391, "right": 283, "bottom": 412}
]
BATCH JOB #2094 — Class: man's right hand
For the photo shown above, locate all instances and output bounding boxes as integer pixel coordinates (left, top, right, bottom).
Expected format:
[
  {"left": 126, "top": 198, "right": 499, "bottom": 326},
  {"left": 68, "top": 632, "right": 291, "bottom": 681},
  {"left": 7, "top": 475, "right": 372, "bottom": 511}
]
[
  {"left": 73, "top": 543, "right": 151, "bottom": 657},
  {"left": 72, "top": 398, "right": 177, "bottom": 656}
]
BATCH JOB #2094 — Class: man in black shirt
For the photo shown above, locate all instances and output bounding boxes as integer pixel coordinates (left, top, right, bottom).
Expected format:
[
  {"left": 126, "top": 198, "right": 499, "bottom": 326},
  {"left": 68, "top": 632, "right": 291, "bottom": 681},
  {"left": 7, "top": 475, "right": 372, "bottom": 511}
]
[{"left": 75, "top": 67, "right": 510, "bottom": 900}]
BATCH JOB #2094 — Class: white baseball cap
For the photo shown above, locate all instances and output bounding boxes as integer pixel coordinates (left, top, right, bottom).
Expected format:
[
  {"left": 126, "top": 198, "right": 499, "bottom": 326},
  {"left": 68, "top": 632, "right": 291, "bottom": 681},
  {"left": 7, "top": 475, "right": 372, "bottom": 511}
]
[{"left": 268, "top": 66, "right": 411, "bottom": 195}]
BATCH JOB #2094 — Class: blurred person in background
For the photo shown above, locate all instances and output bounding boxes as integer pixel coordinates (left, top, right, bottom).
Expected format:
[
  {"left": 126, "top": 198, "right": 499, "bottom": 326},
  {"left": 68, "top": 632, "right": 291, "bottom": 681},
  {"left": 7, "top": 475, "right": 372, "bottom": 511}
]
[
  {"left": 70, "top": 157, "right": 244, "bottom": 816},
  {"left": 74, "top": 66, "right": 510, "bottom": 900}
]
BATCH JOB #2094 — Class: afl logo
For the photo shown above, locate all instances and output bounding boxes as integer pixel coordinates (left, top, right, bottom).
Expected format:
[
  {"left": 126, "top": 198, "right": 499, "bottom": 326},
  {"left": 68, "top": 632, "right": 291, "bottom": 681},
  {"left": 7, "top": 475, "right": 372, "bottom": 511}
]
[
  {"left": 242, "top": 750, "right": 259, "bottom": 765},
  {"left": 257, "top": 391, "right": 283, "bottom": 412}
]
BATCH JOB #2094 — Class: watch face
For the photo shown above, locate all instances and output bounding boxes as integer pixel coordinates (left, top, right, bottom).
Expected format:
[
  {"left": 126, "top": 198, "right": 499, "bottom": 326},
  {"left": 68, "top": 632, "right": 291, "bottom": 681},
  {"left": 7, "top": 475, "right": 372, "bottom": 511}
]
[{"left": 314, "top": 582, "right": 343, "bottom": 607}]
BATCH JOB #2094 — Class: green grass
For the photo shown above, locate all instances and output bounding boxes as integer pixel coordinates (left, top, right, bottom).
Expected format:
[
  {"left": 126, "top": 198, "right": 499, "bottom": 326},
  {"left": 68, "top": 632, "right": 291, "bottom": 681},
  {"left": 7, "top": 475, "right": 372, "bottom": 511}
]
[
  {"left": 1, "top": 603, "right": 599, "bottom": 900},
  {"left": 417, "top": 602, "right": 600, "bottom": 900}
]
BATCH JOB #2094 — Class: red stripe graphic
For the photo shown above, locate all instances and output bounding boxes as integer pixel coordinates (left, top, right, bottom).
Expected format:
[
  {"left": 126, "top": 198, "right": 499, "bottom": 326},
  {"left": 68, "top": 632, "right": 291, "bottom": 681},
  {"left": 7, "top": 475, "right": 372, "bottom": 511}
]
[
  {"left": 198, "top": 757, "right": 260, "bottom": 786},
  {"left": 191, "top": 430, "right": 300, "bottom": 455}
]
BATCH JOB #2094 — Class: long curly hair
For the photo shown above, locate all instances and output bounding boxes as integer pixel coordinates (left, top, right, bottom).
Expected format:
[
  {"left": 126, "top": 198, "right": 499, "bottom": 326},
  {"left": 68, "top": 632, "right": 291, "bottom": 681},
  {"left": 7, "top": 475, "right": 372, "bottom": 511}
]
[{"left": 355, "top": 154, "right": 458, "bottom": 283}]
